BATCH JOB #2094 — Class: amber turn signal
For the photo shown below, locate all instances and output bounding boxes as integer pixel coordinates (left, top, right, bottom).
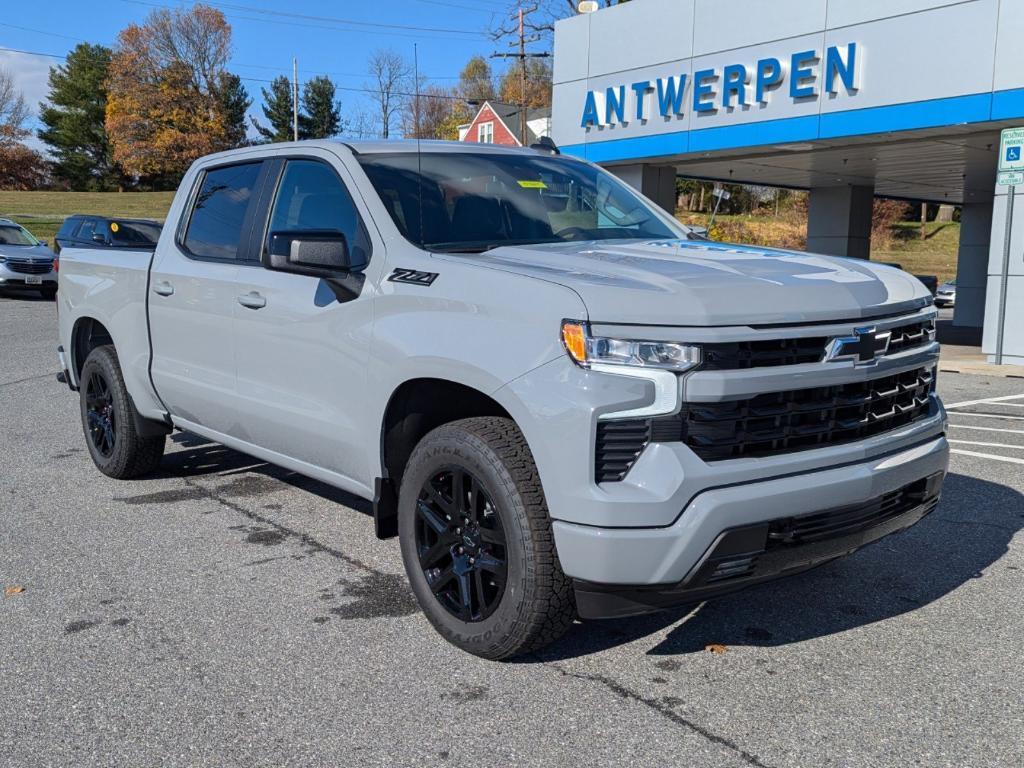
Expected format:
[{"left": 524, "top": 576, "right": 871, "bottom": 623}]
[{"left": 561, "top": 321, "right": 588, "bottom": 365}]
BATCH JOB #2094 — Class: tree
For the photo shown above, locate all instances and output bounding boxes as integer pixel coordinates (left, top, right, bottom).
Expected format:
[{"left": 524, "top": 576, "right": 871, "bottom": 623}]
[
  {"left": 300, "top": 76, "right": 343, "bottom": 139},
  {"left": 0, "top": 68, "right": 47, "bottom": 190},
  {"left": 403, "top": 85, "right": 469, "bottom": 140},
  {"left": 253, "top": 75, "right": 297, "bottom": 142},
  {"left": 216, "top": 72, "right": 251, "bottom": 149},
  {"left": 106, "top": 4, "right": 239, "bottom": 183},
  {"left": 458, "top": 56, "right": 495, "bottom": 103},
  {"left": 38, "top": 44, "right": 121, "bottom": 190},
  {"left": 366, "top": 49, "right": 412, "bottom": 139},
  {"left": 498, "top": 58, "right": 552, "bottom": 109},
  {"left": 0, "top": 67, "right": 30, "bottom": 146}
]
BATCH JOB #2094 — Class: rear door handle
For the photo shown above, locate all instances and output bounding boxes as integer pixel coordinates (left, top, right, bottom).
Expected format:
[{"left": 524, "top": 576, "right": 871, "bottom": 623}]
[
  {"left": 237, "top": 291, "right": 266, "bottom": 309},
  {"left": 152, "top": 281, "right": 174, "bottom": 296}
]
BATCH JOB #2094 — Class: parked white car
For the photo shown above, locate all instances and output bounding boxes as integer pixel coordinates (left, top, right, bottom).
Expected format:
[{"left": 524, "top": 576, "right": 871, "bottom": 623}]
[{"left": 935, "top": 279, "right": 956, "bottom": 307}]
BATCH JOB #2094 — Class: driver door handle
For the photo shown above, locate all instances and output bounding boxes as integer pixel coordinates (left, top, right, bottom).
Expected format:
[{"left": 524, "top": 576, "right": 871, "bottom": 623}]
[
  {"left": 237, "top": 291, "right": 266, "bottom": 309},
  {"left": 152, "top": 281, "right": 174, "bottom": 296}
]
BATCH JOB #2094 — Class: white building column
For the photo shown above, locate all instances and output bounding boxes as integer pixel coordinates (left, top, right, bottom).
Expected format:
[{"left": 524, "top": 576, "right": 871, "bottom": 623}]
[
  {"left": 982, "top": 185, "right": 1024, "bottom": 365},
  {"left": 806, "top": 185, "right": 875, "bottom": 259},
  {"left": 953, "top": 202, "right": 991, "bottom": 328},
  {"left": 609, "top": 165, "right": 677, "bottom": 214}
]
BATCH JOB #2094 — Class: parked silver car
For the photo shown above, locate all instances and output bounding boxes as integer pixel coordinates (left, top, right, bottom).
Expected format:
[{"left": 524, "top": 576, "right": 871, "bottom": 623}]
[
  {"left": 935, "top": 279, "right": 956, "bottom": 307},
  {"left": 0, "top": 218, "right": 57, "bottom": 299}
]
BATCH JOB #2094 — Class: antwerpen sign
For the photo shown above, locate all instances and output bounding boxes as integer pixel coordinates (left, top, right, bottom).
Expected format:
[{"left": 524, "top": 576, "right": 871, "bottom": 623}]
[{"left": 581, "top": 42, "right": 859, "bottom": 128}]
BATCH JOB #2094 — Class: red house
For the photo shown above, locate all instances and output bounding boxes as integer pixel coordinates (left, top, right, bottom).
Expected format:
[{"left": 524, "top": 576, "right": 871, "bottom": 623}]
[{"left": 458, "top": 101, "right": 552, "bottom": 147}]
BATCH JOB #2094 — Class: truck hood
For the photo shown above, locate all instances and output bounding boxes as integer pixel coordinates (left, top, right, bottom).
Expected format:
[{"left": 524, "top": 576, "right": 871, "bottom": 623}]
[{"left": 478, "top": 239, "right": 933, "bottom": 326}]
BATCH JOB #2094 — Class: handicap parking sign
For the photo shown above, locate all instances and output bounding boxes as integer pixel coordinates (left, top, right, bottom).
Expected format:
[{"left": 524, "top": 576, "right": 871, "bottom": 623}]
[{"left": 1000, "top": 127, "right": 1024, "bottom": 172}]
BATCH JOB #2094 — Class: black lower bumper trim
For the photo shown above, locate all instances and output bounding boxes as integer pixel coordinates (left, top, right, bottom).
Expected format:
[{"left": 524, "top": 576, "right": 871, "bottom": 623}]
[{"left": 574, "top": 472, "right": 944, "bottom": 620}]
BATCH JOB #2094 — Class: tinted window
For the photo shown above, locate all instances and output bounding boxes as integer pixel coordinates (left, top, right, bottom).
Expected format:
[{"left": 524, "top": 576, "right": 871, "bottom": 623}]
[
  {"left": 110, "top": 221, "right": 161, "bottom": 246},
  {"left": 184, "top": 162, "right": 262, "bottom": 260},
  {"left": 267, "top": 160, "right": 370, "bottom": 265},
  {"left": 74, "top": 219, "right": 97, "bottom": 241},
  {"left": 357, "top": 152, "right": 686, "bottom": 253}
]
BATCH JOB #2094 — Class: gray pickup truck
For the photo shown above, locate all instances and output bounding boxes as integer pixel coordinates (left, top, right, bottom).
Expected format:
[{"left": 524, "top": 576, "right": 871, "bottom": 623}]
[{"left": 57, "top": 141, "right": 948, "bottom": 659}]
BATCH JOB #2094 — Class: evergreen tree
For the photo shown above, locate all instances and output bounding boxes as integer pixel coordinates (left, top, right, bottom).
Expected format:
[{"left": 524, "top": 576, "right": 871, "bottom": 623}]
[
  {"left": 217, "top": 72, "right": 252, "bottom": 148},
  {"left": 38, "top": 43, "right": 121, "bottom": 190},
  {"left": 300, "top": 76, "right": 343, "bottom": 139},
  {"left": 253, "top": 75, "right": 301, "bottom": 142}
]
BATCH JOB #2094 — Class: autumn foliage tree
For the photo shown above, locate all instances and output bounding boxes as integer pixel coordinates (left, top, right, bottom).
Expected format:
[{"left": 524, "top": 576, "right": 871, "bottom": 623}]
[
  {"left": 106, "top": 4, "right": 248, "bottom": 184},
  {"left": 0, "top": 67, "right": 47, "bottom": 190}
]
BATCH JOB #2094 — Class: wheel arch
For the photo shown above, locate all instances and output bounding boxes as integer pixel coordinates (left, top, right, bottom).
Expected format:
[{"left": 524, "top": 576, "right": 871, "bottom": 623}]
[
  {"left": 373, "top": 377, "right": 517, "bottom": 539},
  {"left": 71, "top": 316, "right": 115, "bottom": 381}
]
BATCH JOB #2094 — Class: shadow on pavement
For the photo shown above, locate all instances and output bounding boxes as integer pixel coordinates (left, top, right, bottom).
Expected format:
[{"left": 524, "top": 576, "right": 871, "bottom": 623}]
[
  {"left": 533, "top": 472, "right": 1023, "bottom": 661},
  {"left": 151, "top": 430, "right": 372, "bottom": 517}
]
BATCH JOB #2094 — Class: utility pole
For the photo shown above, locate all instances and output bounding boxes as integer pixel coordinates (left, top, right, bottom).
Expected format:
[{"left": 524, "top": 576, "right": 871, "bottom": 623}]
[
  {"left": 292, "top": 57, "right": 299, "bottom": 142},
  {"left": 491, "top": 5, "right": 550, "bottom": 146}
]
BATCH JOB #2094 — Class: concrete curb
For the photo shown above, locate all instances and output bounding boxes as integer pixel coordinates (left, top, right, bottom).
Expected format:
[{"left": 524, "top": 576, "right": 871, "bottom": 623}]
[{"left": 938, "top": 361, "right": 1024, "bottom": 379}]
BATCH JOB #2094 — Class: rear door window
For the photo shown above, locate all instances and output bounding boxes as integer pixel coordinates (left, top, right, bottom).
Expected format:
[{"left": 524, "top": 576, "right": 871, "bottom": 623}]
[{"left": 183, "top": 162, "right": 262, "bottom": 260}]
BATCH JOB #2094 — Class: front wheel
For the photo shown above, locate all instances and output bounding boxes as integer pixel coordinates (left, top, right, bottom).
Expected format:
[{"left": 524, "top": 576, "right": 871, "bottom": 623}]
[
  {"left": 398, "top": 417, "right": 575, "bottom": 660},
  {"left": 79, "top": 345, "right": 165, "bottom": 479}
]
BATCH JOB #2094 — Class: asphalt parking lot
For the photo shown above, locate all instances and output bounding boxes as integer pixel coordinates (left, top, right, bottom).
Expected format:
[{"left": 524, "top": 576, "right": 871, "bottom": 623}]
[{"left": 2, "top": 293, "right": 1022, "bottom": 768}]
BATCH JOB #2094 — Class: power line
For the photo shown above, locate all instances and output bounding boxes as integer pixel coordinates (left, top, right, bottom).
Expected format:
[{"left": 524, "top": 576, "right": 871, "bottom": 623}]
[
  {"left": 0, "top": 45, "right": 471, "bottom": 103},
  {"left": 120, "top": 0, "right": 489, "bottom": 37}
]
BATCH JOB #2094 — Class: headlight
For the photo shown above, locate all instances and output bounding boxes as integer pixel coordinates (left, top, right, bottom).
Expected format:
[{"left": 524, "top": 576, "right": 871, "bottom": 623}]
[{"left": 561, "top": 321, "right": 701, "bottom": 372}]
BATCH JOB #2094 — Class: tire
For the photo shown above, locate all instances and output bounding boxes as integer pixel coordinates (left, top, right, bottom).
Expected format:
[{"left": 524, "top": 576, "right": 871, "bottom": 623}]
[
  {"left": 40, "top": 287, "right": 57, "bottom": 301},
  {"left": 79, "top": 345, "right": 165, "bottom": 479},
  {"left": 398, "top": 417, "right": 575, "bottom": 660}
]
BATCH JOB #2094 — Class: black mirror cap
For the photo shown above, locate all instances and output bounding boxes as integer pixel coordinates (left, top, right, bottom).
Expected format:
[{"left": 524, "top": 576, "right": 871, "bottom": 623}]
[
  {"left": 530, "top": 136, "right": 560, "bottom": 155},
  {"left": 91, "top": 233, "right": 107, "bottom": 243},
  {"left": 267, "top": 230, "right": 365, "bottom": 276}
]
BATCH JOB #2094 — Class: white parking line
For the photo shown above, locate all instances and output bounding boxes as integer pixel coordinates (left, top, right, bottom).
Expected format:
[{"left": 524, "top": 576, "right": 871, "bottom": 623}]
[
  {"left": 949, "top": 424, "right": 1024, "bottom": 434},
  {"left": 951, "top": 449, "right": 1024, "bottom": 465},
  {"left": 944, "top": 393, "right": 1024, "bottom": 409},
  {"left": 948, "top": 440, "right": 1024, "bottom": 450},
  {"left": 947, "top": 412, "right": 1024, "bottom": 421}
]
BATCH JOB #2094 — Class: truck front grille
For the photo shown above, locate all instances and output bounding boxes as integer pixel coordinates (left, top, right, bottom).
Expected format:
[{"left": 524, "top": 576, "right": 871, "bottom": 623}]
[
  {"left": 701, "top": 317, "right": 934, "bottom": 370},
  {"left": 654, "top": 366, "right": 935, "bottom": 462},
  {"left": 595, "top": 366, "right": 936, "bottom": 477},
  {"left": 5, "top": 259, "right": 53, "bottom": 275}
]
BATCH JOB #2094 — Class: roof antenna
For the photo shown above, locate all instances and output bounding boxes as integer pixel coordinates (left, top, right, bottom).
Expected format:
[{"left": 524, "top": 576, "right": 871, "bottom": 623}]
[{"left": 414, "top": 43, "right": 425, "bottom": 251}]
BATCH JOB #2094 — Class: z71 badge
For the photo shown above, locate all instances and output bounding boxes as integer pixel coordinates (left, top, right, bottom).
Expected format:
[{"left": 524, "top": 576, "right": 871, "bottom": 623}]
[{"left": 388, "top": 268, "right": 439, "bottom": 286}]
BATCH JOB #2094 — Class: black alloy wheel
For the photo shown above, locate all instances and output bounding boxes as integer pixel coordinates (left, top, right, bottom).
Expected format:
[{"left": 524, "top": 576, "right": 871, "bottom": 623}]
[
  {"left": 415, "top": 467, "right": 507, "bottom": 622},
  {"left": 85, "top": 370, "right": 117, "bottom": 457}
]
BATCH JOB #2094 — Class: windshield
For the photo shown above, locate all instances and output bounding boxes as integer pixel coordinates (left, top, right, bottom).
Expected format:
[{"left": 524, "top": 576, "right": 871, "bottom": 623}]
[
  {"left": 0, "top": 224, "right": 39, "bottom": 246},
  {"left": 357, "top": 151, "right": 688, "bottom": 253}
]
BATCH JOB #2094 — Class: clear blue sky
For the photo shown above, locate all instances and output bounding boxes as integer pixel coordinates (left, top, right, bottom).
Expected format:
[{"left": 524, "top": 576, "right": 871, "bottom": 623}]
[{"left": 1, "top": 0, "right": 538, "bottom": 144}]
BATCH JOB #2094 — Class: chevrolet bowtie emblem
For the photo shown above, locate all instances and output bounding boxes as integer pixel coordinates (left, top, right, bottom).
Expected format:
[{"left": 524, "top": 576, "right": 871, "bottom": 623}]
[{"left": 824, "top": 326, "right": 892, "bottom": 365}]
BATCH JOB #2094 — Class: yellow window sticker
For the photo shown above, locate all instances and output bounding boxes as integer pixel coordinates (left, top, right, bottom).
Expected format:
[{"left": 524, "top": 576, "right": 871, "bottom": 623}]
[
  {"left": 110, "top": 222, "right": 119, "bottom": 233},
  {"left": 517, "top": 180, "right": 547, "bottom": 189}
]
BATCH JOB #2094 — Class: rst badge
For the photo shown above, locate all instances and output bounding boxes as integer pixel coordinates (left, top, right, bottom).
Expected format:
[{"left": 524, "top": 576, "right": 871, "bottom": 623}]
[{"left": 824, "top": 326, "right": 892, "bottom": 365}]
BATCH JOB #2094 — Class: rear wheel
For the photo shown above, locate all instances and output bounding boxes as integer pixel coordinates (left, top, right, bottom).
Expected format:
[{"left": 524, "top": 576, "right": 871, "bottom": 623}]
[
  {"left": 79, "top": 345, "right": 165, "bottom": 479},
  {"left": 398, "top": 417, "right": 575, "bottom": 660}
]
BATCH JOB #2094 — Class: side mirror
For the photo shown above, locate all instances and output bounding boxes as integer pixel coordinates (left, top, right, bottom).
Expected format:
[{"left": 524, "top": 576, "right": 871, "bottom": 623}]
[
  {"left": 92, "top": 233, "right": 106, "bottom": 244},
  {"left": 39, "top": 239, "right": 48, "bottom": 247},
  {"left": 267, "top": 230, "right": 360, "bottom": 276}
]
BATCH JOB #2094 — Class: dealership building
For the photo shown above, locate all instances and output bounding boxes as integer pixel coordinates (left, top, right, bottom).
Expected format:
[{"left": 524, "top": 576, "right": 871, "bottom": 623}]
[{"left": 552, "top": 0, "right": 1024, "bottom": 366}]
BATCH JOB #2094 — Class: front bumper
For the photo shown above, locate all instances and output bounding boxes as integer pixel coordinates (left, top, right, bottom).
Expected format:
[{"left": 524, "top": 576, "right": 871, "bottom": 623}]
[
  {"left": 0, "top": 268, "right": 57, "bottom": 289},
  {"left": 552, "top": 433, "right": 949, "bottom": 614}
]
